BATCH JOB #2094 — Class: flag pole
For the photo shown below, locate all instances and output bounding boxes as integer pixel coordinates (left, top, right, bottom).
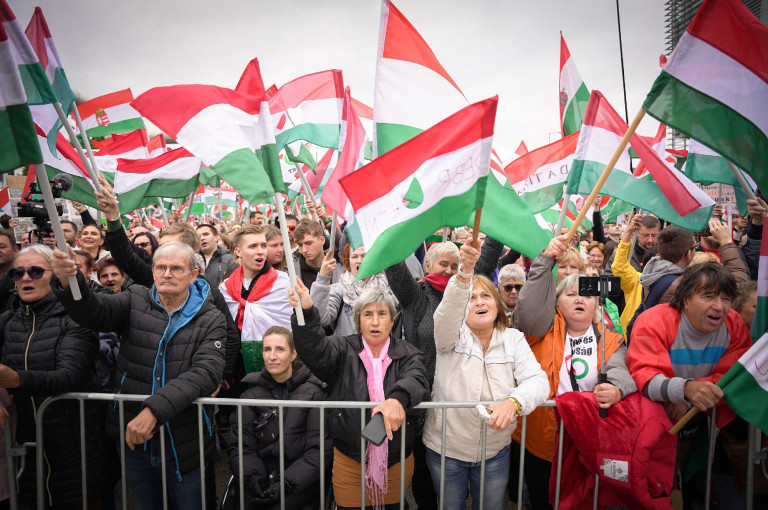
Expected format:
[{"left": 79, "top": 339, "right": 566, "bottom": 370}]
[
  {"left": 554, "top": 193, "right": 572, "bottom": 236},
  {"left": 34, "top": 164, "right": 81, "bottom": 300},
  {"left": 471, "top": 209, "right": 483, "bottom": 246},
  {"left": 329, "top": 212, "right": 338, "bottom": 257},
  {"left": 668, "top": 406, "right": 699, "bottom": 435},
  {"left": 52, "top": 102, "right": 102, "bottom": 193},
  {"left": 70, "top": 105, "right": 104, "bottom": 193},
  {"left": 157, "top": 198, "right": 170, "bottom": 227},
  {"left": 726, "top": 161, "right": 758, "bottom": 201},
  {"left": 274, "top": 192, "right": 305, "bottom": 325},
  {"left": 566, "top": 107, "right": 645, "bottom": 242}
]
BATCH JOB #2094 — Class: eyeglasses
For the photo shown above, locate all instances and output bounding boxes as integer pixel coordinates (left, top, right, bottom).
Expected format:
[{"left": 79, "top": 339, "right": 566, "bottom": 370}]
[
  {"left": 638, "top": 233, "right": 659, "bottom": 240},
  {"left": 690, "top": 242, "right": 701, "bottom": 252},
  {"left": 502, "top": 284, "right": 524, "bottom": 293},
  {"left": 136, "top": 242, "right": 151, "bottom": 248},
  {"left": 8, "top": 266, "right": 48, "bottom": 281},
  {"left": 152, "top": 265, "right": 192, "bottom": 276}
]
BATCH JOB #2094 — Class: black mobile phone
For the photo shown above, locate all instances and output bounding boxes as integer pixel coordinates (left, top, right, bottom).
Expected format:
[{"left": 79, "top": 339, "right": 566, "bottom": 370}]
[
  {"left": 578, "top": 276, "right": 622, "bottom": 299},
  {"left": 361, "top": 413, "right": 387, "bottom": 446}
]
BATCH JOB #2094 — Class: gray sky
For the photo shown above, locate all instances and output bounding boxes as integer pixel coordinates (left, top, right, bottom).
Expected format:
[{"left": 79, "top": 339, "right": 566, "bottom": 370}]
[{"left": 10, "top": 0, "right": 667, "bottom": 162}]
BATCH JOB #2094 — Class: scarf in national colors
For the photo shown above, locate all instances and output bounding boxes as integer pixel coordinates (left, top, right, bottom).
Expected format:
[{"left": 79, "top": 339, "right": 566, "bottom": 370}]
[
  {"left": 358, "top": 338, "right": 392, "bottom": 510},
  {"left": 223, "top": 265, "right": 278, "bottom": 330}
]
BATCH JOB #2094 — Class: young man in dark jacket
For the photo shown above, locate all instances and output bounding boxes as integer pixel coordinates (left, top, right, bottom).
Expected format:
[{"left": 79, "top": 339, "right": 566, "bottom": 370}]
[
  {"left": 197, "top": 223, "right": 237, "bottom": 288},
  {"left": 51, "top": 241, "right": 226, "bottom": 509}
]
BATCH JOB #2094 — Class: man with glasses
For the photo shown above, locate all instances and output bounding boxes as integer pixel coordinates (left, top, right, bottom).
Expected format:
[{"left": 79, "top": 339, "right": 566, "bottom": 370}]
[
  {"left": 50, "top": 241, "right": 226, "bottom": 509},
  {"left": 606, "top": 214, "right": 661, "bottom": 276}
]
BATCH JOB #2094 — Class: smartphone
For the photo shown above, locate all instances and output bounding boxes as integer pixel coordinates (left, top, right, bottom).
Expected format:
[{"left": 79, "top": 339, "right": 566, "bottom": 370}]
[
  {"left": 578, "top": 276, "right": 622, "bottom": 298},
  {"left": 361, "top": 413, "right": 387, "bottom": 446}
]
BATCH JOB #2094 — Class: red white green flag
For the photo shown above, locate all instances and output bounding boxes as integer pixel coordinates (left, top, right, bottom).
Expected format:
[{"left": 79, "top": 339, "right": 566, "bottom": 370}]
[
  {"left": 115, "top": 147, "right": 202, "bottom": 213},
  {"left": 35, "top": 124, "right": 99, "bottom": 207},
  {"left": 716, "top": 332, "right": 768, "bottom": 434},
  {"left": 288, "top": 147, "right": 336, "bottom": 199},
  {"left": 566, "top": 90, "right": 714, "bottom": 231},
  {"left": 373, "top": 0, "right": 467, "bottom": 156},
  {"left": 559, "top": 33, "right": 590, "bottom": 137},
  {"left": 76, "top": 89, "right": 145, "bottom": 139},
  {"left": 132, "top": 84, "right": 283, "bottom": 204},
  {"left": 505, "top": 132, "right": 580, "bottom": 213},
  {"left": 643, "top": 0, "right": 768, "bottom": 198},
  {"left": 268, "top": 70, "right": 344, "bottom": 151},
  {"left": 93, "top": 128, "right": 149, "bottom": 182},
  {"left": 341, "top": 97, "right": 497, "bottom": 280},
  {"left": 0, "top": 187, "right": 10, "bottom": 216},
  {"left": 753, "top": 221, "right": 768, "bottom": 341},
  {"left": 0, "top": 17, "right": 41, "bottom": 173}
]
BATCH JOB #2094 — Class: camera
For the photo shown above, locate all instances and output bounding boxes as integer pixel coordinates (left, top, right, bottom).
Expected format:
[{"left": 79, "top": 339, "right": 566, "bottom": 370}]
[
  {"left": 16, "top": 175, "right": 71, "bottom": 243},
  {"left": 578, "top": 276, "right": 623, "bottom": 299}
]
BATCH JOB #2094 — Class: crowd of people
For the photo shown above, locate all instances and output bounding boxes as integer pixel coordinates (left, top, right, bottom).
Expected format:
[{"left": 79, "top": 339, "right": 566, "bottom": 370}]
[{"left": 0, "top": 177, "right": 764, "bottom": 510}]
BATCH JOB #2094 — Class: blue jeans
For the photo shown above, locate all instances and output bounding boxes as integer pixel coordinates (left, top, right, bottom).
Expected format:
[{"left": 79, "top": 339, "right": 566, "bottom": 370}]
[
  {"left": 121, "top": 440, "right": 202, "bottom": 510},
  {"left": 426, "top": 444, "right": 510, "bottom": 510}
]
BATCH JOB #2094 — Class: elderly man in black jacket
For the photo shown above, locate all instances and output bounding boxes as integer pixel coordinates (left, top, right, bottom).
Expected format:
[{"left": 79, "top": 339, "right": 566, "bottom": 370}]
[{"left": 51, "top": 241, "right": 226, "bottom": 509}]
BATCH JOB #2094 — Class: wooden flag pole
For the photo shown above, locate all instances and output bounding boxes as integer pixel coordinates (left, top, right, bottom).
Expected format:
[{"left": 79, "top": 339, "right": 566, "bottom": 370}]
[
  {"left": 565, "top": 107, "right": 646, "bottom": 242},
  {"left": 275, "top": 192, "right": 305, "bottom": 325},
  {"left": 70, "top": 105, "right": 104, "bottom": 193},
  {"left": 471, "top": 209, "right": 483, "bottom": 246},
  {"left": 668, "top": 406, "right": 700, "bottom": 435},
  {"left": 328, "top": 212, "right": 338, "bottom": 257},
  {"left": 35, "top": 164, "right": 81, "bottom": 300},
  {"left": 53, "top": 102, "right": 102, "bottom": 193}
]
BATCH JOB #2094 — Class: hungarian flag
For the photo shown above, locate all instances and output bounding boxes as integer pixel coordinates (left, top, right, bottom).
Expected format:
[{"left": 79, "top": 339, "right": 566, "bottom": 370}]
[
  {"left": 132, "top": 84, "right": 283, "bottom": 203},
  {"left": 632, "top": 123, "right": 666, "bottom": 176},
  {"left": 559, "top": 33, "right": 590, "bottom": 137},
  {"left": 77, "top": 89, "right": 145, "bottom": 139},
  {"left": 323, "top": 86, "right": 367, "bottom": 220},
  {"left": 35, "top": 124, "right": 99, "bottom": 207},
  {"left": 373, "top": 0, "right": 467, "bottom": 156},
  {"left": 566, "top": 90, "right": 714, "bottom": 231},
  {"left": 24, "top": 6, "right": 76, "bottom": 153},
  {"left": 268, "top": 69, "right": 345, "bottom": 151},
  {"left": 505, "top": 132, "right": 580, "bottom": 213},
  {"left": 475, "top": 170, "right": 553, "bottom": 260},
  {"left": 0, "top": 187, "right": 10, "bottom": 215},
  {"left": 716, "top": 332, "right": 768, "bottom": 435},
  {"left": 115, "top": 147, "right": 201, "bottom": 213},
  {"left": 684, "top": 139, "right": 757, "bottom": 216},
  {"left": 0, "top": 17, "right": 41, "bottom": 173},
  {"left": 643, "top": 0, "right": 768, "bottom": 199},
  {"left": 93, "top": 128, "right": 149, "bottom": 180},
  {"left": 341, "top": 97, "right": 497, "bottom": 280},
  {"left": 234, "top": 57, "right": 266, "bottom": 98},
  {"left": 147, "top": 134, "right": 167, "bottom": 157},
  {"left": 178, "top": 185, "right": 206, "bottom": 216},
  {"left": 754, "top": 221, "right": 768, "bottom": 341}
]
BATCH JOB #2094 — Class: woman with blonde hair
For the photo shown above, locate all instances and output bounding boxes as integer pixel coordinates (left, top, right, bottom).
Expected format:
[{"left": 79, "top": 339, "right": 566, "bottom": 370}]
[{"left": 424, "top": 242, "right": 548, "bottom": 510}]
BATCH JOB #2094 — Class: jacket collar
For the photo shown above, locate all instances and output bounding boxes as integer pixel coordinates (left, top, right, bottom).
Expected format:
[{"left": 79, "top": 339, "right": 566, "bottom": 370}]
[{"left": 347, "top": 334, "right": 409, "bottom": 360}]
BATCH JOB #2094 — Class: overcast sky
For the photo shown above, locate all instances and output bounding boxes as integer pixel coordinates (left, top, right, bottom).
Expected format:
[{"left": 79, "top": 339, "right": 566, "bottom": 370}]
[{"left": 10, "top": 0, "right": 667, "bottom": 162}]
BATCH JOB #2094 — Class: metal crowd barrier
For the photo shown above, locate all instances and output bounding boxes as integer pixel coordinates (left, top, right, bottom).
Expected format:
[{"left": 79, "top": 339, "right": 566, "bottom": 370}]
[{"left": 1, "top": 394, "right": 764, "bottom": 509}]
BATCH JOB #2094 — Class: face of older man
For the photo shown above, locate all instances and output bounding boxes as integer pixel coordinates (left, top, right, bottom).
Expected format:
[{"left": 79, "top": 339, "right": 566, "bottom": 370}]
[{"left": 152, "top": 251, "right": 198, "bottom": 302}]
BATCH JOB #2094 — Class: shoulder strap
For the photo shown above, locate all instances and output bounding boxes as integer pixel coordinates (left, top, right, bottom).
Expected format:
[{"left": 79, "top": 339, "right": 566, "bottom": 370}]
[{"left": 645, "top": 273, "right": 678, "bottom": 308}]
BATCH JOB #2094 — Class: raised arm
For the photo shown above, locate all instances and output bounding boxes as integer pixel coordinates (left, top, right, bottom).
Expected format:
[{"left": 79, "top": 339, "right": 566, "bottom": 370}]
[
  {"left": 433, "top": 243, "right": 478, "bottom": 354},
  {"left": 385, "top": 260, "right": 420, "bottom": 310},
  {"left": 516, "top": 236, "right": 566, "bottom": 338},
  {"left": 475, "top": 236, "right": 504, "bottom": 279}
]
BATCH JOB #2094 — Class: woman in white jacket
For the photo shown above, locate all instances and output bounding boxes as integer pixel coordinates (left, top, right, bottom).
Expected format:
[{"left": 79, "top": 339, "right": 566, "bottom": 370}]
[{"left": 423, "top": 241, "right": 548, "bottom": 510}]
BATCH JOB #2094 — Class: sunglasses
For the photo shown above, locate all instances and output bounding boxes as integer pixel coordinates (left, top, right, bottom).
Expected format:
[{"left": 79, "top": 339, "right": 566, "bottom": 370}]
[
  {"left": 9, "top": 266, "right": 48, "bottom": 281},
  {"left": 502, "top": 284, "right": 524, "bottom": 293},
  {"left": 136, "top": 242, "right": 151, "bottom": 248}
]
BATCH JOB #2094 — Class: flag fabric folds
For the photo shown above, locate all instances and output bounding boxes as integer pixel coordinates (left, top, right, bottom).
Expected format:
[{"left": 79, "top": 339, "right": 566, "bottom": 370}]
[
  {"left": 373, "top": 0, "right": 466, "bottom": 156},
  {"left": 559, "top": 33, "right": 590, "bottom": 137},
  {"left": 0, "top": 18, "right": 41, "bottom": 173},
  {"left": 341, "top": 97, "right": 497, "bottom": 280},
  {"left": 753, "top": 221, "right": 768, "bottom": 340},
  {"left": 35, "top": 125, "right": 98, "bottom": 207},
  {"left": 716, "top": 332, "right": 768, "bottom": 435},
  {"left": 115, "top": 147, "right": 202, "bottom": 213},
  {"left": 642, "top": 0, "right": 768, "bottom": 198},
  {"left": 566, "top": 90, "right": 714, "bottom": 231},
  {"left": 77, "top": 89, "right": 145, "bottom": 139},
  {"left": 131, "top": 84, "right": 283, "bottom": 204}
]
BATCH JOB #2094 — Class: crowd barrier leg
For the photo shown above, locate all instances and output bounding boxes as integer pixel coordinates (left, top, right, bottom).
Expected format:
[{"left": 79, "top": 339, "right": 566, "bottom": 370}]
[
  {"left": 118, "top": 401, "right": 128, "bottom": 510},
  {"left": 237, "top": 404, "right": 245, "bottom": 510},
  {"left": 278, "top": 405, "right": 285, "bottom": 510},
  {"left": 478, "top": 421, "right": 487, "bottom": 509},
  {"left": 360, "top": 409, "right": 365, "bottom": 510},
  {"left": 197, "top": 405, "right": 206, "bottom": 507},
  {"left": 3, "top": 420, "right": 16, "bottom": 510},
  {"left": 319, "top": 407, "right": 326, "bottom": 510},
  {"left": 516, "top": 415, "right": 527, "bottom": 510},
  {"left": 553, "top": 419, "right": 565, "bottom": 510},
  {"left": 159, "top": 425, "right": 168, "bottom": 509},
  {"left": 399, "top": 416, "right": 406, "bottom": 510},
  {"left": 439, "top": 408, "right": 447, "bottom": 510}
]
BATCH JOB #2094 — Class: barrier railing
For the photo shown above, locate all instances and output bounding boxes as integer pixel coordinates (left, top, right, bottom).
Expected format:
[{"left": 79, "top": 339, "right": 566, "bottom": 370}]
[{"left": 1, "top": 393, "right": 763, "bottom": 509}]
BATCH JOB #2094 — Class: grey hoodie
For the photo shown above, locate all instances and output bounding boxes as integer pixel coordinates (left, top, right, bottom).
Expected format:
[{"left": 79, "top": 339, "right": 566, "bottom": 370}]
[{"left": 638, "top": 257, "right": 682, "bottom": 290}]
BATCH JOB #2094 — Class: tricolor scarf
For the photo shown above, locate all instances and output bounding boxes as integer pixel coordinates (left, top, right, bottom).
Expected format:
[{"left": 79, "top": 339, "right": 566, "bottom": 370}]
[
  {"left": 424, "top": 272, "right": 451, "bottom": 293},
  {"left": 358, "top": 338, "right": 392, "bottom": 510},
  {"left": 339, "top": 271, "right": 390, "bottom": 307},
  {"left": 223, "top": 265, "right": 278, "bottom": 330}
]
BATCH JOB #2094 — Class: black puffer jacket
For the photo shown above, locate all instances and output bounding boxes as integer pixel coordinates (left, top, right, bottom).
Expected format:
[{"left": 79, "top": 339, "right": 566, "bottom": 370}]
[
  {"left": 227, "top": 364, "right": 331, "bottom": 498},
  {"left": 0, "top": 293, "right": 114, "bottom": 507},
  {"left": 52, "top": 272, "right": 226, "bottom": 477},
  {"left": 292, "top": 307, "right": 430, "bottom": 467},
  {"left": 202, "top": 245, "right": 237, "bottom": 289}
]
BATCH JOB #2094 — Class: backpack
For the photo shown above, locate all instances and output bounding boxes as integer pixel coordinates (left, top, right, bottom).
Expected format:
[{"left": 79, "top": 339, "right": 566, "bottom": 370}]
[{"left": 625, "top": 273, "right": 679, "bottom": 345}]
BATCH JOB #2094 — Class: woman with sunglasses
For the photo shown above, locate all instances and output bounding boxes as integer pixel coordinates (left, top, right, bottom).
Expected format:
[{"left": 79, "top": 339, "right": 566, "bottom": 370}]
[
  {"left": 496, "top": 264, "right": 525, "bottom": 328},
  {"left": 0, "top": 245, "right": 114, "bottom": 507},
  {"left": 132, "top": 231, "right": 159, "bottom": 257}
]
